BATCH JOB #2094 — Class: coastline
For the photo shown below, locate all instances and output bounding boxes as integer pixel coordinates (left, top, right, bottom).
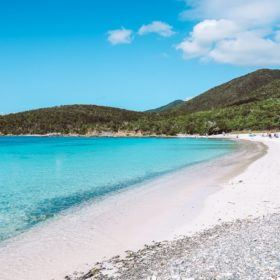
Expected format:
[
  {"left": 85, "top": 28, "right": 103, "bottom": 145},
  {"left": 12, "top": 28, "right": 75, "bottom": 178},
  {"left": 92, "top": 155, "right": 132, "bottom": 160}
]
[
  {"left": 0, "top": 131, "right": 172, "bottom": 138},
  {"left": 77, "top": 134, "right": 280, "bottom": 280},
  {"left": 0, "top": 137, "right": 271, "bottom": 280}
]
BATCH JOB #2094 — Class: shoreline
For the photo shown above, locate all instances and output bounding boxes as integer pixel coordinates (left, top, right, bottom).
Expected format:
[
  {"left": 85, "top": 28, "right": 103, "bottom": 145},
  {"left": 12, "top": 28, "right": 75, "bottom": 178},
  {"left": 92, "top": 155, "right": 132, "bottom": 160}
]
[
  {"left": 0, "top": 137, "right": 270, "bottom": 280},
  {"left": 0, "top": 131, "right": 276, "bottom": 138},
  {"left": 0, "top": 132, "right": 173, "bottom": 138},
  {"left": 76, "top": 131, "right": 280, "bottom": 279},
  {"left": 75, "top": 135, "right": 280, "bottom": 279}
]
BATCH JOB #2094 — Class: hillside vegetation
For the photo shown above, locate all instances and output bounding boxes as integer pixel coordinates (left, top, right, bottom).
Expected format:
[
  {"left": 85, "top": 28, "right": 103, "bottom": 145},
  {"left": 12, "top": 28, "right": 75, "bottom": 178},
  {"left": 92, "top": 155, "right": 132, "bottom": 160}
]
[
  {"left": 0, "top": 105, "right": 142, "bottom": 135},
  {"left": 146, "top": 100, "right": 184, "bottom": 113},
  {"left": 0, "top": 69, "right": 279, "bottom": 135},
  {"left": 168, "top": 69, "right": 280, "bottom": 115}
]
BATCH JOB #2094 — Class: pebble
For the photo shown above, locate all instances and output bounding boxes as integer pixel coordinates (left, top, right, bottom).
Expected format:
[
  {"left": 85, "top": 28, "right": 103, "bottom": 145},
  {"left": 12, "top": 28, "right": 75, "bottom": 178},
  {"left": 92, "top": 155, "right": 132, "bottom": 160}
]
[{"left": 67, "top": 213, "right": 280, "bottom": 280}]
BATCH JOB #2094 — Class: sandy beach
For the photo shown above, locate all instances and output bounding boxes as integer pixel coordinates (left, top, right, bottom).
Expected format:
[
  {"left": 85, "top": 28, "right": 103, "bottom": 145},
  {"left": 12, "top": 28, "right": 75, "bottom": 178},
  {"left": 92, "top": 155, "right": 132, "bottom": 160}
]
[
  {"left": 175, "top": 134, "right": 280, "bottom": 236},
  {"left": 0, "top": 135, "right": 279, "bottom": 280}
]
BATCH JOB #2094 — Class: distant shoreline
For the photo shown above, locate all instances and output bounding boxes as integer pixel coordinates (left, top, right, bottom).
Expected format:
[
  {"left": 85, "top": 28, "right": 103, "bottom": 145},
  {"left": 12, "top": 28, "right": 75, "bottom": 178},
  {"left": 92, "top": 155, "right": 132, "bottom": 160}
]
[
  {"left": 0, "top": 130, "right": 278, "bottom": 138},
  {"left": 0, "top": 133, "right": 174, "bottom": 138}
]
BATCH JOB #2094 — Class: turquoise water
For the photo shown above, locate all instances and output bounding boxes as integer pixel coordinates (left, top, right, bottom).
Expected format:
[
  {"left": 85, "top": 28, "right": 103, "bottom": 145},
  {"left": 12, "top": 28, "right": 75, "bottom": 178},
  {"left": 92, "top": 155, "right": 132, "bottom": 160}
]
[{"left": 0, "top": 137, "right": 237, "bottom": 241}]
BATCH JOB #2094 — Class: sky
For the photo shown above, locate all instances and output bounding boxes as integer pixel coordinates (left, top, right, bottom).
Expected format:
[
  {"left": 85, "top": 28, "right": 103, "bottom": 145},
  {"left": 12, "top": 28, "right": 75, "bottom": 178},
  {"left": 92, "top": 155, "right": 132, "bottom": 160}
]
[{"left": 1, "top": 0, "right": 280, "bottom": 114}]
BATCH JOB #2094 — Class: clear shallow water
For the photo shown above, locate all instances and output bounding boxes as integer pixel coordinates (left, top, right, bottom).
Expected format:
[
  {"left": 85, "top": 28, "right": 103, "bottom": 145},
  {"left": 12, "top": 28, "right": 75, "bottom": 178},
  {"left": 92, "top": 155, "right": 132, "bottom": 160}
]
[{"left": 0, "top": 137, "right": 237, "bottom": 241}]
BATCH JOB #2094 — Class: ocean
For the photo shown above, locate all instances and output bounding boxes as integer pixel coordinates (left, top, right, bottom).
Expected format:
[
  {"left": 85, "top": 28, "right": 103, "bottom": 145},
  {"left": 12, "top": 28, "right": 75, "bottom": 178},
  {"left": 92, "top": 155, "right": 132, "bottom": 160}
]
[{"left": 0, "top": 136, "right": 237, "bottom": 241}]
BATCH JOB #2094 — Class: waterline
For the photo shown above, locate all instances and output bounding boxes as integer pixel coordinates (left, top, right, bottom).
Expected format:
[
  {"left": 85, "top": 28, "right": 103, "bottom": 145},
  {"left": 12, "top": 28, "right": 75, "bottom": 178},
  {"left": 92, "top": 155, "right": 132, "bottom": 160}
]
[{"left": 0, "top": 137, "right": 237, "bottom": 241}]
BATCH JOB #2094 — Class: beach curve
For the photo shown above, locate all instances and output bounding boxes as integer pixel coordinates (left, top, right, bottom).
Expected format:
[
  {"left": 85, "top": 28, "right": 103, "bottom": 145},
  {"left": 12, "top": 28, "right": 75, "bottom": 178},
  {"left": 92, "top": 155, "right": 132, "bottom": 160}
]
[{"left": 0, "top": 136, "right": 271, "bottom": 280}]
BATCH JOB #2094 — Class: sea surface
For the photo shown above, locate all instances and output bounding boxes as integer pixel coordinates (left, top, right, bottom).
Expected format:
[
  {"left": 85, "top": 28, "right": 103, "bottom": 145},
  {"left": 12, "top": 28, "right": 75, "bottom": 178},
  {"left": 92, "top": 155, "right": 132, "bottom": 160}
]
[{"left": 0, "top": 136, "right": 237, "bottom": 241}]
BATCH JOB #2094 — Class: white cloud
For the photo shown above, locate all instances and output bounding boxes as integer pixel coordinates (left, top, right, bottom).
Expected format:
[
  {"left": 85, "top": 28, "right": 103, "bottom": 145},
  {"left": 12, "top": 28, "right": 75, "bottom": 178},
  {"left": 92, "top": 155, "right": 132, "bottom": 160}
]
[
  {"left": 181, "top": 0, "right": 280, "bottom": 25},
  {"left": 138, "top": 21, "right": 175, "bottom": 37},
  {"left": 107, "top": 28, "right": 133, "bottom": 45},
  {"left": 210, "top": 33, "right": 280, "bottom": 66},
  {"left": 176, "top": 19, "right": 241, "bottom": 59},
  {"left": 190, "top": 19, "right": 240, "bottom": 44},
  {"left": 177, "top": 0, "right": 280, "bottom": 66},
  {"left": 177, "top": 39, "right": 208, "bottom": 59}
]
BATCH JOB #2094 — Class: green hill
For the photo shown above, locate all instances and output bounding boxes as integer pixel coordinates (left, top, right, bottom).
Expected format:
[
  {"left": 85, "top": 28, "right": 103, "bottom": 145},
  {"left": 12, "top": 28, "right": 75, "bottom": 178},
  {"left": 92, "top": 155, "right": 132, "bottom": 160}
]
[
  {"left": 168, "top": 69, "right": 280, "bottom": 115},
  {"left": 0, "top": 69, "right": 279, "bottom": 135},
  {"left": 146, "top": 100, "right": 184, "bottom": 113},
  {"left": 0, "top": 105, "right": 142, "bottom": 135}
]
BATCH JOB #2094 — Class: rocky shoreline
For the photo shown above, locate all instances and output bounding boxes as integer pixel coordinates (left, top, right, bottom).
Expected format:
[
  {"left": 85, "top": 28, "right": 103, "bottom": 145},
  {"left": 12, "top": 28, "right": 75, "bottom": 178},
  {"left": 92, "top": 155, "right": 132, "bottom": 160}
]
[
  {"left": 0, "top": 131, "right": 172, "bottom": 138},
  {"left": 67, "top": 213, "right": 280, "bottom": 280}
]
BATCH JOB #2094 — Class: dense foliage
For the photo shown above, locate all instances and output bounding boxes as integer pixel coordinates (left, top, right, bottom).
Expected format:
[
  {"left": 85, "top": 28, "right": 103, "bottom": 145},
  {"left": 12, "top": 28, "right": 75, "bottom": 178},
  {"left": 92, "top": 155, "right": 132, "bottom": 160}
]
[
  {"left": 0, "top": 105, "right": 143, "bottom": 135},
  {"left": 143, "top": 98, "right": 280, "bottom": 135},
  {"left": 0, "top": 69, "right": 280, "bottom": 136},
  {"left": 146, "top": 100, "right": 184, "bottom": 113},
  {"left": 166, "top": 69, "right": 280, "bottom": 115}
]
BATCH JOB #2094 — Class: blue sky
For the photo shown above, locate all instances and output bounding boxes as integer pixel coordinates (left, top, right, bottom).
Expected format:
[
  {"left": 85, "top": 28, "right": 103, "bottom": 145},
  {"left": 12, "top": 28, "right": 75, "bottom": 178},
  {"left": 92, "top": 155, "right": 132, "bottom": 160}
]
[{"left": 1, "top": 0, "right": 279, "bottom": 114}]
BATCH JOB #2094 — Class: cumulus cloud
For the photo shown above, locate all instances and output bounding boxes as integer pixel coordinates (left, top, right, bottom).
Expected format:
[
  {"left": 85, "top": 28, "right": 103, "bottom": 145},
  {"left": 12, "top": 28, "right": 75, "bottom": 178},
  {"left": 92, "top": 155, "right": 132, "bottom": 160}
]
[
  {"left": 177, "top": 0, "right": 280, "bottom": 66},
  {"left": 181, "top": 0, "right": 280, "bottom": 25},
  {"left": 210, "top": 33, "right": 280, "bottom": 66},
  {"left": 138, "top": 21, "right": 175, "bottom": 37},
  {"left": 107, "top": 28, "right": 133, "bottom": 45}
]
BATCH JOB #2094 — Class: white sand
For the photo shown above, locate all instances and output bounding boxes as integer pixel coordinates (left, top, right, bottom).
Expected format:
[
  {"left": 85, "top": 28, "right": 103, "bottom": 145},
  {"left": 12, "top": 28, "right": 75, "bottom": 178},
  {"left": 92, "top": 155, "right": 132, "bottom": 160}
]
[
  {"left": 176, "top": 134, "right": 280, "bottom": 236},
  {"left": 0, "top": 135, "right": 279, "bottom": 280}
]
